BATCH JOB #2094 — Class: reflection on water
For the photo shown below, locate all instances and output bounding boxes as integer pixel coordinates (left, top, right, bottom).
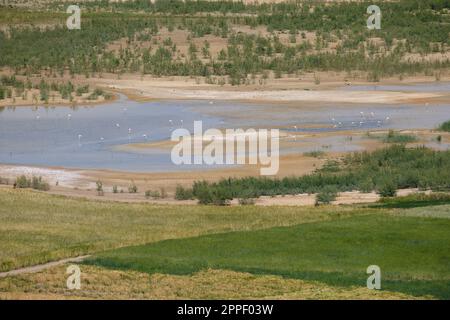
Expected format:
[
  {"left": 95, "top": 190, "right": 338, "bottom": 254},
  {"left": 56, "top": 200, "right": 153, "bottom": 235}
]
[{"left": 0, "top": 94, "right": 449, "bottom": 172}]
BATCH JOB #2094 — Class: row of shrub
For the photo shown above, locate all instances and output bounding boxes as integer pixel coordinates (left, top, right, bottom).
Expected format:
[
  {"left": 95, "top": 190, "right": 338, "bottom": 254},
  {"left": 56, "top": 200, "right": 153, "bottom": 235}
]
[
  {"left": 0, "top": 76, "right": 112, "bottom": 103},
  {"left": 177, "top": 145, "right": 450, "bottom": 205},
  {"left": 96, "top": 180, "right": 168, "bottom": 199},
  {"left": 14, "top": 175, "right": 50, "bottom": 191}
]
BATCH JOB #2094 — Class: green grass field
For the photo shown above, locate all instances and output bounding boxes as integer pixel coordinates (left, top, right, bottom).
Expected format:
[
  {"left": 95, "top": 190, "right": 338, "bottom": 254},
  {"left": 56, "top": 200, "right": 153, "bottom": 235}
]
[
  {"left": 86, "top": 212, "right": 450, "bottom": 299},
  {"left": 1, "top": 188, "right": 450, "bottom": 299},
  {"left": 0, "top": 188, "right": 363, "bottom": 272}
]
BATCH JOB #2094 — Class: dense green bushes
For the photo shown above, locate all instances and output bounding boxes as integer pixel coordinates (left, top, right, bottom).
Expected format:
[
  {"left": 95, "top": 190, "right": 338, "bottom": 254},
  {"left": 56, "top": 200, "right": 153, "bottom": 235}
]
[
  {"left": 175, "top": 185, "right": 194, "bottom": 200},
  {"left": 183, "top": 145, "right": 450, "bottom": 204},
  {"left": 0, "top": 0, "right": 449, "bottom": 81},
  {"left": 193, "top": 180, "right": 232, "bottom": 205},
  {"left": 377, "top": 179, "right": 398, "bottom": 197},
  {"left": 315, "top": 186, "right": 338, "bottom": 205},
  {"left": 0, "top": 75, "right": 109, "bottom": 102}
]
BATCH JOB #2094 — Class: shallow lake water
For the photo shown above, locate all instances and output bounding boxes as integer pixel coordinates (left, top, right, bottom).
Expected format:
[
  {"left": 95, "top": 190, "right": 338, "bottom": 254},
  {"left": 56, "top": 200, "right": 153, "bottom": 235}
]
[{"left": 0, "top": 93, "right": 449, "bottom": 172}]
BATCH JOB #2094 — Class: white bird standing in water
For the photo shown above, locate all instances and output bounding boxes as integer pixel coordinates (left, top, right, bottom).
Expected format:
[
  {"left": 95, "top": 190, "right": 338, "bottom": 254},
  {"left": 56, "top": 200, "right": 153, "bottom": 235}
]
[
  {"left": 169, "top": 119, "right": 173, "bottom": 126},
  {"left": 180, "top": 119, "right": 184, "bottom": 127},
  {"left": 142, "top": 134, "right": 148, "bottom": 140},
  {"left": 78, "top": 134, "right": 83, "bottom": 142},
  {"left": 116, "top": 123, "right": 120, "bottom": 128},
  {"left": 128, "top": 128, "right": 132, "bottom": 134},
  {"left": 67, "top": 114, "right": 72, "bottom": 120}
]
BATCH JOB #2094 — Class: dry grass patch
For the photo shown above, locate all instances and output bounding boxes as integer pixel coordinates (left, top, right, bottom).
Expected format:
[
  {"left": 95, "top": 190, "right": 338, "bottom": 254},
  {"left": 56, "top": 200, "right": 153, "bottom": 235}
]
[{"left": 0, "top": 265, "right": 424, "bottom": 300}]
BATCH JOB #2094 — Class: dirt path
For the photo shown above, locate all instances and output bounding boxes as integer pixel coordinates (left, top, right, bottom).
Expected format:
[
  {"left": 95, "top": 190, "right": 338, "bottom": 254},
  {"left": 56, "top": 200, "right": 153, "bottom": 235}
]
[{"left": 0, "top": 255, "right": 90, "bottom": 278}]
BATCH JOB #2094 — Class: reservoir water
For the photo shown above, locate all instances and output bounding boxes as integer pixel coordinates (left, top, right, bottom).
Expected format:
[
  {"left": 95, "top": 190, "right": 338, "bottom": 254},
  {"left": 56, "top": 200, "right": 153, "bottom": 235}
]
[{"left": 0, "top": 91, "right": 449, "bottom": 172}]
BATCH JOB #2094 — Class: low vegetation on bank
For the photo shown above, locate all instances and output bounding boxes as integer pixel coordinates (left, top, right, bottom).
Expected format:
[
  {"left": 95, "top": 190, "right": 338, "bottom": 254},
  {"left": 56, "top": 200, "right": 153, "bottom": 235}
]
[
  {"left": 0, "top": 75, "right": 112, "bottom": 104},
  {"left": 177, "top": 145, "right": 450, "bottom": 204},
  {"left": 14, "top": 175, "right": 50, "bottom": 191}
]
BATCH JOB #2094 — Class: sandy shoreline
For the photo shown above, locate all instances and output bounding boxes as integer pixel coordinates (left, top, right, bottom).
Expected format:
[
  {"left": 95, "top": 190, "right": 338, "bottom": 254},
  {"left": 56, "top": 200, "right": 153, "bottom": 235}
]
[{"left": 96, "top": 76, "right": 450, "bottom": 105}]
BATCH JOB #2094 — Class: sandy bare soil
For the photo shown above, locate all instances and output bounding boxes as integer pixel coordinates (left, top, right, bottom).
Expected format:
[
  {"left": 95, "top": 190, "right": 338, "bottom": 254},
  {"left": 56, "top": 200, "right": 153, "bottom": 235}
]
[{"left": 94, "top": 74, "right": 450, "bottom": 105}]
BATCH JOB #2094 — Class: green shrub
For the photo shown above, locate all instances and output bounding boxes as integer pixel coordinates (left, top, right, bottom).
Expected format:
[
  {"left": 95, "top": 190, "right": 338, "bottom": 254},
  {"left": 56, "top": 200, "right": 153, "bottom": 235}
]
[
  {"left": 358, "top": 178, "right": 374, "bottom": 193},
  {"left": 193, "top": 181, "right": 213, "bottom": 204},
  {"left": 112, "top": 185, "right": 118, "bottom": 193},
  {"left": 31, "top": 176, "right": 49, "bottom": 191},
  {"left": 15, "top": 175, "right": 29, "bottom": 188},
  {"left": 175, "top": 185, "right": 194, "bottom": 200},
  {"left": 76, "top": 85, "right": 89, "bottom": 96},
  {"left": 377, "top": 179, "right": 397, "bottom": 197},
  {"left": 315, "top": 186, "right": 338, "bottom": 205},
  {"left": 145, "top": 190, "right": 161, "bottom": 199},
  {"left": 14, "top": 175, "right": 49, "bottom": 191},
  {"left": 319, "top": 160, "right": 340, "bottom": 173},
  {"left": 193, "top": 181, "right": 232, "bottom": 205}
]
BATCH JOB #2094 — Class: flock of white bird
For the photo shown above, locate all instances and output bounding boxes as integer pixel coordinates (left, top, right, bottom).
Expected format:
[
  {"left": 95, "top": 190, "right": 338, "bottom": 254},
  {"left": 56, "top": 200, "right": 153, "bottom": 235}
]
[
  {"left": 32, "top": 108, "right": 396, "bottom": 144},
  {"left": 71, "top": 116, "right": 185, "bottom": 144},
  {"left": 286, "top": 110, "right": 394, "bottom": 141}
]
